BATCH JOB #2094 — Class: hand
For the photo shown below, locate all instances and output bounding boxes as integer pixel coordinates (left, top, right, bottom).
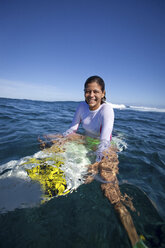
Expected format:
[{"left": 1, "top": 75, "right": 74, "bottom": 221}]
[
  {"left": 38, "top": 133, "right": 63, "bottom": 149},
  {"left": 64, "top": 133, "right": 85, "bottom": 144},
  {"left": 44, "top": 133, "right": 63, "bottom": 141}
]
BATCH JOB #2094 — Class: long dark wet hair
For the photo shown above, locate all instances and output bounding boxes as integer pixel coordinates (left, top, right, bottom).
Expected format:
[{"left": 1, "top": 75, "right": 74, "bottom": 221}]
[{"left": 84, "top": 75, "right": 106, "bottom": 104}]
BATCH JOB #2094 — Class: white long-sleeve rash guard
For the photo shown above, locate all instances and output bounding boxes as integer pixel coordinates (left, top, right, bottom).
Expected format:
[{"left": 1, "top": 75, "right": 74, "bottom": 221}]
[{"left": 63, "top": 101, "right": 114, "bottom": 162}]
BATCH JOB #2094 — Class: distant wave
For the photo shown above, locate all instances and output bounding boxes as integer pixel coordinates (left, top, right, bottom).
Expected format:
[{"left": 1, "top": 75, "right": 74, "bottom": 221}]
[
  {"left": 129, "top": 105, "right": 165, "bottom": 113},
  {"left": 111, "top": 103, "right": 126, "bottom": 109},
  {"left": 112, "top": 103, "right": 165, "bottom": 112}
]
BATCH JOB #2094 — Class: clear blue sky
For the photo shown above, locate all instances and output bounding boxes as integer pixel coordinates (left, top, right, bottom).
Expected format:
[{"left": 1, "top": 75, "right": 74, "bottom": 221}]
[{"left": 0, "top": 0, "right": 164, "bottom": 107}]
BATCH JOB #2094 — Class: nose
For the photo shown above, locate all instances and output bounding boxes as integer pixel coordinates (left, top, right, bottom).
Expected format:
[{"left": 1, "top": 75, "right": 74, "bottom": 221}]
[{"left": 89, "top": 91, "right": 94, "bottom": 97}]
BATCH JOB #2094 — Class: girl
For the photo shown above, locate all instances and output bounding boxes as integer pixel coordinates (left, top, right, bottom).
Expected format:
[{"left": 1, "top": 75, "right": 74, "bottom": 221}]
[{"left": 63, "top": 75, "right": 114, "bottom": 162}]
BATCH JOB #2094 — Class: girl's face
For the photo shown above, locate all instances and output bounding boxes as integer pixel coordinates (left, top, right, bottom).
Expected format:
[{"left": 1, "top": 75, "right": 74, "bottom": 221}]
[{"left": 84, "top": 82, "right": 105, "bottom": 111}]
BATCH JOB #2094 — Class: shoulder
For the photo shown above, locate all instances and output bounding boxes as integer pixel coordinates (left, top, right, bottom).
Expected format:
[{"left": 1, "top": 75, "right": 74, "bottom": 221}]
[
  {"left": 100, "top": 102, "right": 114, "bottom": 118},
  {"left": 100, "top": 102, "right": 114, "bottom": 112}
]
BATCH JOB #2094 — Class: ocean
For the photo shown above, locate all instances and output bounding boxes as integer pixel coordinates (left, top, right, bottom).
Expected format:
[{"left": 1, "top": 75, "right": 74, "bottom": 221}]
[{"left": 0, "top": 97, "right": 165, "bottom": 248}]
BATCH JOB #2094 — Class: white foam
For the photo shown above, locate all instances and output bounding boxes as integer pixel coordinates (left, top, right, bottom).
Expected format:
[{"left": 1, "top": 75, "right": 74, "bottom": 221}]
[
  {"left": 33, "top": 150, "right": 49, "bottom": 158},
  {"left": 111, "top": 103, "right": 126, "bottom": 109},
  {"left": 61, "top": 142, "right": 91, "bottom": 190},
  {"left": 0, "top": 160, "right": 18, "bottom": 174},
  {"left": 112, "top": 134, "right": 127, "bottom": 152},
  {"left": 110, "top": 102, "right": 165, "bottom": 112},
  {"left": 129, "top": 105, "right": 165, "bottom": 113}
]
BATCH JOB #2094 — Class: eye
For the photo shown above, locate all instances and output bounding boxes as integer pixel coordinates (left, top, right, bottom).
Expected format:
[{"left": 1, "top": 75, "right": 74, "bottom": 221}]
[
  {"left": 93, "top": 90, "right": 100, "bottom": 94},
  {"left": 84, "top": 89, "right": 101, "bottom": 94}
]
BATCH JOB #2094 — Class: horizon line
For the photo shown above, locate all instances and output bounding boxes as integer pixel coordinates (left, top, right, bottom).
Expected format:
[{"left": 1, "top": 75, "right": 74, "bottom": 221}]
[{"left": 0, "top": 96, "right": 165, "bottom": 110}]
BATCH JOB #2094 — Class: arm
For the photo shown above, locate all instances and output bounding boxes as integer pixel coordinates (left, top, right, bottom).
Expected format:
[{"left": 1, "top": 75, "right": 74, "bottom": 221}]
[
  {"left": 63, "top": 103, "right": 82, "bottom": 136},
  {"left": 96, "top": 104, "right": 114, "bottom": 162}
]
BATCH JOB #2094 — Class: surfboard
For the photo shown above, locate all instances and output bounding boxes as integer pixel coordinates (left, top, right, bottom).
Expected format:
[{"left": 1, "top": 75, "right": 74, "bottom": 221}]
[
  {"left": 23, "top": 139, "right": 93, "bottom": 202},
  {"left": 0, "top": 136, "right": 94, "bottom": 212}
]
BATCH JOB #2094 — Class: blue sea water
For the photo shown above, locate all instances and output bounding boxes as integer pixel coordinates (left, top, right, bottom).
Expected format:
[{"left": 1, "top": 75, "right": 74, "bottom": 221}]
[{"left": 0, "top": 97, "right": 165, "bottom": 248}]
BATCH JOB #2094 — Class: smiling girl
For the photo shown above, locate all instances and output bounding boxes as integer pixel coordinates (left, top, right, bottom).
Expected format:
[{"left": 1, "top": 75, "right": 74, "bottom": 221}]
[{"left": 63, "top": 75, "right": 114, "bottom": 162}]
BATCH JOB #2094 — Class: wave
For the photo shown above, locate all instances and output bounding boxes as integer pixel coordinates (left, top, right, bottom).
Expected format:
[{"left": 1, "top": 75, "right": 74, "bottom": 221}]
[
  {"left": 129, "top": 105, "right": 165, "bottom": 113},
  {"left": 111, "top": 102, "right": 165, "bottom": 112},
  {"left": 111, "top": 103, "right": 126, "bottom": 109}
]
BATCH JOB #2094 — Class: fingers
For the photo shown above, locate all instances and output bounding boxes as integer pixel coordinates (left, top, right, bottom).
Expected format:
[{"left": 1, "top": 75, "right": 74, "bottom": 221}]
[
  {"left": 38, "top": 135, "right": 46, "bottom": 149},
  {"left": 38, "top": 134, "right": 63, "bottom": 149}
]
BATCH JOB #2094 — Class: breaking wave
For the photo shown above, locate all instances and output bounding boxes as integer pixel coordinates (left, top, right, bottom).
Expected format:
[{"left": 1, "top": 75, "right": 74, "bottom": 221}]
[
  {"left": 129, "top": 105, "right": 165, "bottom": 112},
  {"left": 112, "top": 103, "right": 165, "bottom": 112}
]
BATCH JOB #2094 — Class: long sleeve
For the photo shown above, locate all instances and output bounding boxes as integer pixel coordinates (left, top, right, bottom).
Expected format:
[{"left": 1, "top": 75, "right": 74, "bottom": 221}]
[
  {"left": 96, "top": 103, "right": 114, "bottom": 161},
  {"left": 63, "top": 103, "right": 82, "bottom": 136}
]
